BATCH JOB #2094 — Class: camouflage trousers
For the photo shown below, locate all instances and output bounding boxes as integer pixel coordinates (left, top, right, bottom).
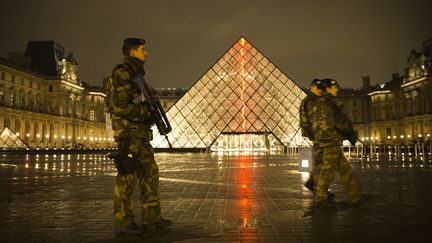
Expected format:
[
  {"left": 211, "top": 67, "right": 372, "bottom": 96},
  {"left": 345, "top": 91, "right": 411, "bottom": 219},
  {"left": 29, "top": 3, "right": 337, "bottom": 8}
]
[
  {"left": 305, "top": 144, "right": 323, "bottom": 187},
  {"left": 113, "top": 134, "right": 161, "bottom": 227},
  {"left": 315, "top": 146, "right": 361, "bottom": 202}
]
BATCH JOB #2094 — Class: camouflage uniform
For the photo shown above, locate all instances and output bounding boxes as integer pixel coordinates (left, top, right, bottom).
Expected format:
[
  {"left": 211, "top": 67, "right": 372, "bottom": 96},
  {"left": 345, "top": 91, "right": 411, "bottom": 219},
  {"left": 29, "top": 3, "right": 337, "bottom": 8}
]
[
  {"left": 312, "top": 94, "right": 362, "bottom": 203},
  {"left": 299, "top": 92, "right": 323, "bottom": 188},
  {"left": 106, "top": 56, "right": 162, "bottom": 227}
]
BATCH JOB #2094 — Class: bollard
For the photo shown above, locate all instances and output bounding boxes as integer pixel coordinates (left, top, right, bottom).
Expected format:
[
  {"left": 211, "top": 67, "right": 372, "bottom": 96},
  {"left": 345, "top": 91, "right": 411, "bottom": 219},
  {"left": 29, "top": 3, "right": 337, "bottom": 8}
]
[{"left": 298, "top": 146, "right": 313, "bottom": 172}]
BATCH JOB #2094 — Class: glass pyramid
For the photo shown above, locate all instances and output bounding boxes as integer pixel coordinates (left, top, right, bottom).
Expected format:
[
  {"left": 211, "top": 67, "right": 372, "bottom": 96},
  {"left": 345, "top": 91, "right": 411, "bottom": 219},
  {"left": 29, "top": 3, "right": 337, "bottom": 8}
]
[
  {"left": 152, "top": 37, "right": 310, "bottom": 150},
  {"left": 0, "top": 126, "right": 28, "bottom": 149}
]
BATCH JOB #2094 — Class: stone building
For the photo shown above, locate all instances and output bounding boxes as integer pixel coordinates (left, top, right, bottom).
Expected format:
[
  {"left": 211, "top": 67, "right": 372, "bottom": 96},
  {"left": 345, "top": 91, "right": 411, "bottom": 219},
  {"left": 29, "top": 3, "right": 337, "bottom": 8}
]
[
  {"left": 0, "top": 41, "right": 113, "bottom": 149},
  {"left": 336, "top": 38, "right": 432, "bottom": 146},
  {"left": 332, "top": 80, "right": 371, "bottom": 143}
]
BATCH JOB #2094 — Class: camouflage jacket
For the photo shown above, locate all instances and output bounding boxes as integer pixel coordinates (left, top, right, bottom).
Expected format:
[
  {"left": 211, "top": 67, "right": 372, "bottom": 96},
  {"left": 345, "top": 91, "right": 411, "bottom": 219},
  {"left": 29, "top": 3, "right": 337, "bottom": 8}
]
[
  {"left": 299, "top": 92, "right": 319, "bottom": 140},
  {"left": 106, "top": 56, "right": 156, "bottom": 136},
  {"left": 310, "top": 94, "right": 355, "bottom": 147}
]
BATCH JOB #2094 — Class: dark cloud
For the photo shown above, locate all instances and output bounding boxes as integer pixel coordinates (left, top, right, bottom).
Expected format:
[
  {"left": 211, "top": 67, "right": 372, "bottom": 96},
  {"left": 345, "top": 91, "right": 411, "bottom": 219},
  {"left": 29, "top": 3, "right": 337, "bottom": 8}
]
[{"left": 1, "top": 0, "right": 431, "bottom": 88}]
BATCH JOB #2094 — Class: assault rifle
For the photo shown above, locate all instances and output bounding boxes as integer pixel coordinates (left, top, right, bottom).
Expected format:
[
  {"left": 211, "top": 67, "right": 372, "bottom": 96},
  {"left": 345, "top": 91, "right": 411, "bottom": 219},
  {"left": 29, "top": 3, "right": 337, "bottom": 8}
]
[{"left": 131, "top": 73, "right": 172, "bottom": 148}]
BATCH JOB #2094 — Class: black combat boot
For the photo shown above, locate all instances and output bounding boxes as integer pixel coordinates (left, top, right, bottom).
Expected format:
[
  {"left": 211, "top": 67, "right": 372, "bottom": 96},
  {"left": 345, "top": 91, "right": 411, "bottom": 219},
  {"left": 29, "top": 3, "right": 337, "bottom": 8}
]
[
  {"left": 142, "top": 218, "right": 172, "bottom": 231},
  {"left": 304, "top": 179, "right": 315, "bottom": 192},
  {"left": 115, "top": 222, "right": 142, "bottom": 235}
]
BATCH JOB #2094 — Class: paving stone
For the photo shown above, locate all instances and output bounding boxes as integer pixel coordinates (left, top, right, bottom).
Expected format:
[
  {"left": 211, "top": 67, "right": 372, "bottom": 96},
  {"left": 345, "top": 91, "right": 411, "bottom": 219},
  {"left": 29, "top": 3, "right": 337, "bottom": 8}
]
[{"left": 0, "top": 153, "right": 431, "bottom": 242}]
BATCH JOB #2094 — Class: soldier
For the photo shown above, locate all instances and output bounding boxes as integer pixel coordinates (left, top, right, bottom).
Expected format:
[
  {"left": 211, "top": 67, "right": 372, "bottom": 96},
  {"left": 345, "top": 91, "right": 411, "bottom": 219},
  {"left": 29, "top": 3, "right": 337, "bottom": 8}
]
[
  {"left": 105, "top": 38, "right": 172, "bottom": 234},
  {"left": 299, "top": 79, "right": 335, "bottom": 198},
  {"left": 313, "top": 79, "right": 368, "bottom": 206},
  {"left": 300, "top": 79, "right": 324, "bottom": 190}
]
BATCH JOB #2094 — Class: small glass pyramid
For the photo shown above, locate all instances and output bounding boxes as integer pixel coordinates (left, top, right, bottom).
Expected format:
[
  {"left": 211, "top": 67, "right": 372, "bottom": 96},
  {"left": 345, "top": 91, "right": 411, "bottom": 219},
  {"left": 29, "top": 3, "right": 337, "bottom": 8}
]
[
  {"left": 152, "top": 37, "right": 310, "bottom": 151},
  {"left": 0, "top": 126, "right": 28, "bottom": 149}
]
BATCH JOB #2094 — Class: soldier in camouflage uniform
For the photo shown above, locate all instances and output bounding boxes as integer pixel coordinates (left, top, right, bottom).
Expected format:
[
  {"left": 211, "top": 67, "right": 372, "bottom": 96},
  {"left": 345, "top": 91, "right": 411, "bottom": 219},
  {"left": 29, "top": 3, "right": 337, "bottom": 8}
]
[
  {"left": 299, "top": 79, "right": 335, "bottom": 198},
  {"left": 299, "top": 79, "right": 324, "bottom": 191},
  {"left": 105, "top": 38, "right": 171, "bottom": 234},
  {"left": 312, "top": 79, "right": 366, "bottom": 206}
]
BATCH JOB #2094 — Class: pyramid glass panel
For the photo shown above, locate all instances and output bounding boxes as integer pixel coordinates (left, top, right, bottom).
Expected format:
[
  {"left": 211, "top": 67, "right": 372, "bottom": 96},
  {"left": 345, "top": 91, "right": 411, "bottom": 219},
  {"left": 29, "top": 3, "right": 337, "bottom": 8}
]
[{"left": 152, "top": 37, "right": 309, "bottom": 150}]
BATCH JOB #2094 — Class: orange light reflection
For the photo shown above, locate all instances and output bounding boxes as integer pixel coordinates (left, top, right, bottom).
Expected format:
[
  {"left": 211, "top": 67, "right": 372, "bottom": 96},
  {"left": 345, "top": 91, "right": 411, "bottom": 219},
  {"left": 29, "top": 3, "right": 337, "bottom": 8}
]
[{"left": 237, "top": 155, "right": 254, "bottom": 230}]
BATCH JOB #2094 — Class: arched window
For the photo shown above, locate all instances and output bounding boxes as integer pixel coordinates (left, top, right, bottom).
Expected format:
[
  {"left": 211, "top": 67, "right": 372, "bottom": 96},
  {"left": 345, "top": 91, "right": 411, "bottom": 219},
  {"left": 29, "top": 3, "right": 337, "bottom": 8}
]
[
  {"left": 33, "top": 121, "right": 39, "bottom": 142},
  {"left": 24, "top": 121, "right": 31, "bottom": 140},
  {"left": 15, "top": 119, "right": 21, "bottom": 136},
  {"left": 42, "top": 123, "right": 47, "bottom": 142},
  {"left": 0, "top": 89, "right": 4, "bottom": 105},
  {"left": 49, "top": 124, "right": 55, "bottom": 143}
]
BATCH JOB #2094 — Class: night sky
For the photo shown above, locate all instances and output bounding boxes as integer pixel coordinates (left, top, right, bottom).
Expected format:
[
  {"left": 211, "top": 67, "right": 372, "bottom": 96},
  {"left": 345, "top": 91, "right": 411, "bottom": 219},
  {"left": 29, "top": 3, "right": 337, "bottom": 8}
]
[{"left": 1, "top": 0, "right": 431, "bottom": 89}]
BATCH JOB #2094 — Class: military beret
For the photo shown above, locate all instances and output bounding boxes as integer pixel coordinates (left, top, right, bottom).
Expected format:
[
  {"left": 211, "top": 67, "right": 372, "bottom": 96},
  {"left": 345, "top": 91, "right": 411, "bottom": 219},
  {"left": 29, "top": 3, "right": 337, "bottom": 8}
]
[
  {"left": 311, "top": 79, "right": 325, "bottom": 90},
  {"left": 311, "top": 79, "right": 321, "bottom": 86},
  {"left": 123, "top": 38, "right": 146, "bottom": 46},
  {"left": 322, "top": 79, "right": 339, "bottom": 88}
]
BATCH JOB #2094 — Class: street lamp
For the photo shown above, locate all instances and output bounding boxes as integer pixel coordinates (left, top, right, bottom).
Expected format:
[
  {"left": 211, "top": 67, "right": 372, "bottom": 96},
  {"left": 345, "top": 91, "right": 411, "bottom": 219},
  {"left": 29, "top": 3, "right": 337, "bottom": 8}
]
[
  {"left": 53, "top": 135, "right": 58, "bottom": 148},
  {"left": 61, "top": 135, "right": 65, "bottom": 148}
]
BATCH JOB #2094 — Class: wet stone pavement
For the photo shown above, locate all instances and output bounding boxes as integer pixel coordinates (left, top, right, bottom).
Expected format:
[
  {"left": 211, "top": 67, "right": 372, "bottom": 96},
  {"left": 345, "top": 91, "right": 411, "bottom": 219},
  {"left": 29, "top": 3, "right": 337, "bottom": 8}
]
[{"left": 0, "top": 152, "right": 432, "bottom": 242}]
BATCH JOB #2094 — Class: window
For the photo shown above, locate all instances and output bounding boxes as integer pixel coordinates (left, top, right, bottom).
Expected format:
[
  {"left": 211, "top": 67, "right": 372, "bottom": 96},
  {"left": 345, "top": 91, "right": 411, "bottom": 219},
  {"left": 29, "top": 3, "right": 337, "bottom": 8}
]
[
  {"left": 0, "top": 90, "right": 4, "bottom": 105},
  {"left": 9, "top": 93, "right": 15, "bottom": 106},
  {"left": 90, "top": 110, "right": 95, "bottom": 121},
  {"left": 91, "top": 96, "right": 94, "bottom": 102},
  {"left": 20, "top": 96, "right": 25, "bottom": 108},
  {"left": 49, "top": 85, "right": 53, "bottom": 92}
]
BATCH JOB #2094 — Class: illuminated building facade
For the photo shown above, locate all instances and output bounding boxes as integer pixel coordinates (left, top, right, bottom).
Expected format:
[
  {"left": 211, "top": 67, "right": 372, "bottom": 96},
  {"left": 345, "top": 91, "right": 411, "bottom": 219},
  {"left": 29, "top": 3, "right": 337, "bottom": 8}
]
[
  {"left": 363, "top": 38, "right": 432, "bottom": 145},
  {"left": 0, "top": 41, "right": 113, "bottom": 149},
  {"left": 332, "top": 38, "right": 432, "bottom": 147},
  {"left": 152, "top": 37, "right": 308, "bottom": 151}
]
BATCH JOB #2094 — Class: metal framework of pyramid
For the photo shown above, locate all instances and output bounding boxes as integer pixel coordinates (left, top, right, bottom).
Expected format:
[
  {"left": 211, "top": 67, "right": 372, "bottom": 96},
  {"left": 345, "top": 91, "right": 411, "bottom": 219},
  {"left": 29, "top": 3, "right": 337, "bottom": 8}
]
[
  {"left": 0, "top": 126, "right": 28, "bottom": 149},
  {"left": 152, "top": 37, "right": 309, "bottom": 150}
]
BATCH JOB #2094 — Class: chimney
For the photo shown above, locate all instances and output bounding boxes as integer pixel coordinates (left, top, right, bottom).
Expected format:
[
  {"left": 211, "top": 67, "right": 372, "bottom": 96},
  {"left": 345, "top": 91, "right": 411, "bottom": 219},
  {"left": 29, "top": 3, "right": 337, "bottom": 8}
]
[{"left": 362, "top": 76, "right": 370, "bottom": 88}]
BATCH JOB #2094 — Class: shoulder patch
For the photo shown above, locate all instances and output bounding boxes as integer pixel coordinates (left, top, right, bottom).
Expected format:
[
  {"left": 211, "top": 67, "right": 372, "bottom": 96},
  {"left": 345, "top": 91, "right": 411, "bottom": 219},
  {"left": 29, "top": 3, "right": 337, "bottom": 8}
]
[{"left": 113, "top": 67, "right": 130, "bottom": 80}]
